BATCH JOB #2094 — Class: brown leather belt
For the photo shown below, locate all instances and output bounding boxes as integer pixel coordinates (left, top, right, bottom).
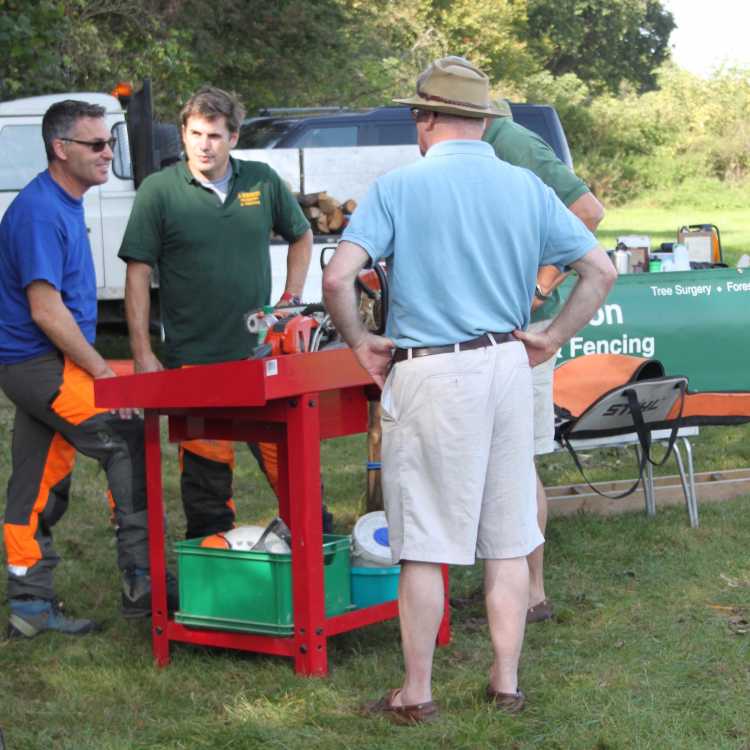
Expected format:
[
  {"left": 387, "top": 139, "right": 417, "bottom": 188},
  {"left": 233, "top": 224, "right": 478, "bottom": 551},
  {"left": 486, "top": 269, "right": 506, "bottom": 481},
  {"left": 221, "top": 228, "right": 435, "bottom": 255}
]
[{"left": 392, "top": 331, "right": 514, "bottom": 363}]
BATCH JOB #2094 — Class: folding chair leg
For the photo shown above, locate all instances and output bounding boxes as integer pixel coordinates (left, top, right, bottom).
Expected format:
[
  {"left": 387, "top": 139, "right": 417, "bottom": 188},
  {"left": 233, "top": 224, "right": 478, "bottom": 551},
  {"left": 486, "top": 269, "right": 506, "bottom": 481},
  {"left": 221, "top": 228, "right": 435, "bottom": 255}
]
[
  {"left": 674, "top": 437, "right": 699, "bottom": 528},
  {"left": 640, "top": 447, "right": 657, "bottom": 517}
]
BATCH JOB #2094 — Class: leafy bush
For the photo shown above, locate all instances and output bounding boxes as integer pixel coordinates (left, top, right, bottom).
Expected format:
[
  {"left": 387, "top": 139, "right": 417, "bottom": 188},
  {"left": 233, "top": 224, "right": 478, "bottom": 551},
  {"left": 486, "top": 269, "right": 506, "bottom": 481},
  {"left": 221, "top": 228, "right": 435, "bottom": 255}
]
[{"left": 519, "top": 64, "right": 750, "bottom": 204}]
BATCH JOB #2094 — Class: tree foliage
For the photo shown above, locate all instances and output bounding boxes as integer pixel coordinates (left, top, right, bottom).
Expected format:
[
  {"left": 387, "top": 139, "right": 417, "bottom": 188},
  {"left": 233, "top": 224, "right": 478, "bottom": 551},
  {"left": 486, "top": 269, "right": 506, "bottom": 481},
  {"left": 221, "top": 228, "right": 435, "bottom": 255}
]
[
  {"left": 1, "top": 0, "right": 676, "bottom": 116},
  {"left": 524, "top": 0, "right": 675, "bottom": 94},
  {"left": 563, "top": 64, "right": 750, "bottom": 203},
  {"left": 9, "top": 0, "right": 745, "bottom": 205},
  {"left": 0, "top": 0, "right": 197, "bottom": 110}
]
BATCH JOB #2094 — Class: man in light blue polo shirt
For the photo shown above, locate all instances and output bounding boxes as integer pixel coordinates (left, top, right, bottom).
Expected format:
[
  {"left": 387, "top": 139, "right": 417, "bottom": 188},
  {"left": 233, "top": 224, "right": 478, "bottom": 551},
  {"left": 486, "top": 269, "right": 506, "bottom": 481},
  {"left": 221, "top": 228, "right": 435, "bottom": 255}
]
[{"left": 323, "top": 57, "right": 616, "bottom": 723}]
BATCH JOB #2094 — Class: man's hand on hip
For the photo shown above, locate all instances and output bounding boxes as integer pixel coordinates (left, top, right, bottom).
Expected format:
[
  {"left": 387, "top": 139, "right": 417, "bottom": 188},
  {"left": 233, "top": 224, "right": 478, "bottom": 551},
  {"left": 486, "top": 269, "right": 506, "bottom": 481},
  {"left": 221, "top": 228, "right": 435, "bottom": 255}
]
[
  {"left": 513, "top": 328, "right": 560, "bottom": 368},
  {"left": 352, "top": 333, "right": 395, "bottom": 389}
]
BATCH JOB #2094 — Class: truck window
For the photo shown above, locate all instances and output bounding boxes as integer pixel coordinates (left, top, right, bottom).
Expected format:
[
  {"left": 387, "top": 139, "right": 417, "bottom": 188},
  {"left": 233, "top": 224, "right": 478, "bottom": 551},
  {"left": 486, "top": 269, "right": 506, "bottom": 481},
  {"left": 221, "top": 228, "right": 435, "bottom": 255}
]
[
  {"left": 111, "top": 121, "right": 133, "bottom": 180},
  {"left": 295, "top": 126, "right": 357, "bottom": 148},
  {"left": 0, "top": 125, "right": 47, "bottom": 190},
  {"left": 367, "top": 122, "right": 417, "bottom": 146},
  {"left": 237, "top": 120, "right": 296, "bottom": 149}
]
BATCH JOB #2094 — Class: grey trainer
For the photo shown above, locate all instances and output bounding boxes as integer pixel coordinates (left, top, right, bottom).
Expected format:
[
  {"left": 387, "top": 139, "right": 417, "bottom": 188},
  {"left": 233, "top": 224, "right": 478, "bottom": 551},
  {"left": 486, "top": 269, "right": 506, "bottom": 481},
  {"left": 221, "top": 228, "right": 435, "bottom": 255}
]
[{"left": 7, "top": 598, "right": 99, "bottom": 639}]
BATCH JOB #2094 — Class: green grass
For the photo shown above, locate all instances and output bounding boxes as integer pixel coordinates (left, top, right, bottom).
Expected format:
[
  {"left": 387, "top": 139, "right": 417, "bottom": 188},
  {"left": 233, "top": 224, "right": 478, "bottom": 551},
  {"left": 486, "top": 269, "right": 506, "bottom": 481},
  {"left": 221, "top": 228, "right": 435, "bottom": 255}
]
[
  {"left": 597, "top": 177, "right": 750, "bottom": 267},
  {"left": 0, "top": 418, "right": 748, "bottom": 749},
  {"left": 537, "top": 423, "right": 750, "bottom": 488},
  {"left": 2, "top": 184, "right": 750, "bottom": 748}
]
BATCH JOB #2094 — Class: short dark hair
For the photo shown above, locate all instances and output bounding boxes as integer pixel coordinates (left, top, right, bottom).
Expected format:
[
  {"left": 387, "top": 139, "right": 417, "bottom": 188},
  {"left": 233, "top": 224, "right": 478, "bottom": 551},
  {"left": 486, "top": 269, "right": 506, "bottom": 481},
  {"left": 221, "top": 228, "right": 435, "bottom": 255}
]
[
  {"left": 180, "top": 86, "right": 245, "bottom": 134},
  {"left": 42, "top": 100, "right": 106, "bottom": 162}
]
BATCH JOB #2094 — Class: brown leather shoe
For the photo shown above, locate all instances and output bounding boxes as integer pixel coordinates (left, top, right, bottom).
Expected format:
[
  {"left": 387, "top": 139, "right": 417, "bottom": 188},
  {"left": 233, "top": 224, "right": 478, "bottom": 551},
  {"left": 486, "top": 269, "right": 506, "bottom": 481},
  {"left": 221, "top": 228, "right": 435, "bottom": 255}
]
[
  {"left": 526, "top": 598, "right": 554, "bottom": 624},
  {"left": 486, "top": 686, "right": 526, "bottom": 714},
  {"left": 362, "top": 688, "right": 439, "bottom": 725}
]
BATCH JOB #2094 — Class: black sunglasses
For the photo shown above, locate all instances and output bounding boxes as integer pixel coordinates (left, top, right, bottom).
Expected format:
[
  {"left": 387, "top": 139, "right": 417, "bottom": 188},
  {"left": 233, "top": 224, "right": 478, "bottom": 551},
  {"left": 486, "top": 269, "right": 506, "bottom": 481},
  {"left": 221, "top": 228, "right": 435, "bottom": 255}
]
[
  {"left": 60, "top": 137, "right": 117, "bottom": 153},
  {"left": 410, "top": 108, "right": 432, "bottom": 123}
]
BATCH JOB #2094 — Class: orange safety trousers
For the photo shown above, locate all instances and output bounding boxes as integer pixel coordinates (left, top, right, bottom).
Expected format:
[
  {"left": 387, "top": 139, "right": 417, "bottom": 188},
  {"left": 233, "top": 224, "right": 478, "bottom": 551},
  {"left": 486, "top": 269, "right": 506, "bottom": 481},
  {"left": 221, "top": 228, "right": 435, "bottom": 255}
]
[
  {"left": 0, "top": 352, "right": 149, "bottom": 601},
  {"left": 178, "top": 439, "right": 279, "bottom": 539}
]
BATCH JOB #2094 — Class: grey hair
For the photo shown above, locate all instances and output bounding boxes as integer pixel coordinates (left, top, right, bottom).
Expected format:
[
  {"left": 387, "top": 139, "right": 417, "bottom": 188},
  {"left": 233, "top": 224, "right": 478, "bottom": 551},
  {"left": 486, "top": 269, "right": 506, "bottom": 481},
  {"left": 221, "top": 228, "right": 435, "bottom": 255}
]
[{"left": 42, "top": 100, "right": 106, "bottom": 162}]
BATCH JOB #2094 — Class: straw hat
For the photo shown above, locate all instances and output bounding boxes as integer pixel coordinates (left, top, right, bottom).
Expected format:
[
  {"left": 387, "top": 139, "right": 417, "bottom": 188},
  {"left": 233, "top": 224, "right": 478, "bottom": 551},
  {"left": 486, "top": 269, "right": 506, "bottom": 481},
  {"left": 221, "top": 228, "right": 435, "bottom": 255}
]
[{"left": 394, "top": 56, "right": 506, "bottom": 119}]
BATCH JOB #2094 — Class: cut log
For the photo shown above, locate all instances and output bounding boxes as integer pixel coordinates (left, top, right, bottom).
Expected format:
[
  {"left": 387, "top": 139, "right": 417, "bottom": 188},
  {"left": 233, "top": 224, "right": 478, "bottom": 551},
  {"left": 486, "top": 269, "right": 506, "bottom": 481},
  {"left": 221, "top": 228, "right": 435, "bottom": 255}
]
[
  {"left": 297, "top": 191, "right": 325, "bottom": 208},
  {"left": 303, "top": 205, "right": 321, "bottom": 220},
  {"left": 326, "top": 207, "right": 346, "bottom": 232},
  {"left": 317, "top": 194, "right": 341, "bottom": 215},
  {"left": 316, "top": 212, "right": 330, "bottom": 234},
  {"left": 342, "top": 199, "right": 358, "bottom": 214}
]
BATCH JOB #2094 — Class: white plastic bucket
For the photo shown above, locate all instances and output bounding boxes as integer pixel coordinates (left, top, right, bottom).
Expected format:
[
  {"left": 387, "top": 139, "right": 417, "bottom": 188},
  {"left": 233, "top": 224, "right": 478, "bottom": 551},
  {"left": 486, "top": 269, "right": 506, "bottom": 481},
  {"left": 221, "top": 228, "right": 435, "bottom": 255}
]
[{"left": 351, "top": 511, "right": 393, "bottom": 567}]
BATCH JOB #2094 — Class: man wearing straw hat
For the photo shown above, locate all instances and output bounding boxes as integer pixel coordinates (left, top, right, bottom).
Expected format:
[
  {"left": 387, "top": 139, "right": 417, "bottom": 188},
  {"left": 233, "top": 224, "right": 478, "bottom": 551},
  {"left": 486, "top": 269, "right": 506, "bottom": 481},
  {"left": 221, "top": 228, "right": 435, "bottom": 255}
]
[{"left": 324, "top": 56, "right": 615, "bottom": 722}]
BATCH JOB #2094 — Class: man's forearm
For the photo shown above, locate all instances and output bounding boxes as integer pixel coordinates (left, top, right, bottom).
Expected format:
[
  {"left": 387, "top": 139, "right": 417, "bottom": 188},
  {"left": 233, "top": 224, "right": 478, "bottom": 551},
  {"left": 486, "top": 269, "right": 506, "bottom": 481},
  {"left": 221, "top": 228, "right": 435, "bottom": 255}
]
[
  {"left": 124, "top": 262, "right": 156, "bottom": 364},
  {"left": 323, "top": 274, "right": 369, "bottom": 349},
  {"left": 568, "top": 192, "right": 605, "bottom": 232},
  {"left": 283, "top": 229, "right": 313, "bottom": 298},
  {"left": 545, "top": 248, "right": 616, "bottom": 349},
  {"left": 41, "top": 317, "right": 108, "bottom": 376},
  {"left": 28, "top": 284, "right": 109, "bottom": 377},
  {"left": 322, "top": 240, "right": 371, "bottom": 348}
]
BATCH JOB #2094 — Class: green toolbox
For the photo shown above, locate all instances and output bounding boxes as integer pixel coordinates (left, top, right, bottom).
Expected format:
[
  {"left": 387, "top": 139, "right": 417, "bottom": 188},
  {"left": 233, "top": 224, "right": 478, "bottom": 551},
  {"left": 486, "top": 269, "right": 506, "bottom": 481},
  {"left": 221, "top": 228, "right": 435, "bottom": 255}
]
[{"left": 174, "top": 534, "right": 351, "bottom": 635}]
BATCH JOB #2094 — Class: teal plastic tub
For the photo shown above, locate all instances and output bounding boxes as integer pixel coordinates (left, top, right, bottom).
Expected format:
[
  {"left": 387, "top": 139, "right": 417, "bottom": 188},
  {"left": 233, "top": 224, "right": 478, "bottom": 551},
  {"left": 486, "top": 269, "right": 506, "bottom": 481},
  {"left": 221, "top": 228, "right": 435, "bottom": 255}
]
[{"left": 351, "top": 564, "right": 400, "bottom": 608}]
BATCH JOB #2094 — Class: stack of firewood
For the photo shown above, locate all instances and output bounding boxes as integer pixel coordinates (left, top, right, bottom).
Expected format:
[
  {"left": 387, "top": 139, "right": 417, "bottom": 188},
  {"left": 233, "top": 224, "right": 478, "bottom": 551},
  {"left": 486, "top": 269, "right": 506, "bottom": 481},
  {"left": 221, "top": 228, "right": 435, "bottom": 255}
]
[{"left": 297, "top": 192, "right": 357, "bottom": 235}]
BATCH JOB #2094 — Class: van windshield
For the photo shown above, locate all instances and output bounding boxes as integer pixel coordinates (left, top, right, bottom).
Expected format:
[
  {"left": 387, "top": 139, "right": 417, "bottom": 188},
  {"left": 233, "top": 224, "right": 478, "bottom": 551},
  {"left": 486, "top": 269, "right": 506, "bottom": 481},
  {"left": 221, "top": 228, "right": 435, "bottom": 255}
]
[
  {"left": 237, "top": 120, "right": 296, "bottom": 149},
  {"left": 0, "top": 125, "right": 47, "bottom": 190}
]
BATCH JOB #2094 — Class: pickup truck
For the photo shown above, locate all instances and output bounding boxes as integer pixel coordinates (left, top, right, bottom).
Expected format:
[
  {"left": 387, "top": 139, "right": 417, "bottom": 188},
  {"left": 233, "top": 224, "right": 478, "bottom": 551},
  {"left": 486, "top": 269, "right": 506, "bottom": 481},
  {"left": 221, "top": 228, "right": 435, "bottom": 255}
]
[
  {"left": 0, "top": 82, "right": 572, "bottom": 325},
  {"left": 237, "top": 103, "right": 573, "bottom": 167}
]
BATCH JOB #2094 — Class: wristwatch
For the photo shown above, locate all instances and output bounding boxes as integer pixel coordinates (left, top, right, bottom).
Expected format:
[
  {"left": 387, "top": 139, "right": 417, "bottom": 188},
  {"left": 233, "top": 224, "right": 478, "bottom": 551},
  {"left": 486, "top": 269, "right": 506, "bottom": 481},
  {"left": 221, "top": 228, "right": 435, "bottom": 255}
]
[
  {"left": 534, "top": 285, "right": 552, "bottom": 302},
  {"left": 279, "top": 292, "right": 302, "bottom": 305}
]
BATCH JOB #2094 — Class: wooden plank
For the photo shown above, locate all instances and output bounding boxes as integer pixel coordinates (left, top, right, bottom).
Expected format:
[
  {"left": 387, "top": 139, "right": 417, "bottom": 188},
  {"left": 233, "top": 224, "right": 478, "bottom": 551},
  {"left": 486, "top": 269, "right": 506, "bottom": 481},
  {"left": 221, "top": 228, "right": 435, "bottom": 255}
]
[{"left": 547, "top": 468, "right": 750, "bottom": 518}]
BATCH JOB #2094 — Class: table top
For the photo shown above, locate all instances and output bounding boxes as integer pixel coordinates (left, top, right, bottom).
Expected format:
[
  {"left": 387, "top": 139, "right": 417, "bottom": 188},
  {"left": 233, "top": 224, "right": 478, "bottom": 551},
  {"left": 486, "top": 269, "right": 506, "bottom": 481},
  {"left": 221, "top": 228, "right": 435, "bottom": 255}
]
[{"left": 95, "top": 348, "right": 373, "bottom": 410}]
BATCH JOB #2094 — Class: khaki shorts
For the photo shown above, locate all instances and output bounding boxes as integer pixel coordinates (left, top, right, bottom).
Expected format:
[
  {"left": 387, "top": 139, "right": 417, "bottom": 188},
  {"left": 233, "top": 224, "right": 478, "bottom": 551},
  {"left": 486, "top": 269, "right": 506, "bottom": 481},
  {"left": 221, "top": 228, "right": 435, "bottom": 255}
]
[
  {"left": 528, "top": 320, "right": 556, "bottom": 456},
  {"left": 380, "top": 340, "right": 544, "bottom": 566}
]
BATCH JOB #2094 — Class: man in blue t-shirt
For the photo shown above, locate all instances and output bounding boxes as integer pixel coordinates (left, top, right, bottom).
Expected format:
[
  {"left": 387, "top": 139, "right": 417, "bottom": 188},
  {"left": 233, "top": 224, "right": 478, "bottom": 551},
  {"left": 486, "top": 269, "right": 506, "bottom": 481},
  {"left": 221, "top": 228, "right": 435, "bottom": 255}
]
[
  {"left": 0, "top": 100, "right": 175, "bottom": 639},
  {"left": 324, "top": 57, "right": 616, "bottom": 721}
]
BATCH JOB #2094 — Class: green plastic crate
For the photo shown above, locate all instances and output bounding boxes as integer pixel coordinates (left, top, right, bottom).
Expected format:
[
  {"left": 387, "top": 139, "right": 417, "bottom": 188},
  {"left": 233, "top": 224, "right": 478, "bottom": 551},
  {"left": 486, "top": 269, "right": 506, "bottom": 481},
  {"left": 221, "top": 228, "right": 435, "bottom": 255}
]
[{"left": 174, "top": 534, "right": 351, "bottom": 636}]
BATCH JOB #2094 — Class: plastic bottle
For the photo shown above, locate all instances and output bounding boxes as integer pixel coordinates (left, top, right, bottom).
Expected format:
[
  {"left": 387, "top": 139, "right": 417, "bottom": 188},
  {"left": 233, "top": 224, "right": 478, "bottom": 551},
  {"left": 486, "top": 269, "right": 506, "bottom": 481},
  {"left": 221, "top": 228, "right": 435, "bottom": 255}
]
[
  {"left": 613, "top": 249, "right": 630, "bottom": 274},
  {"left": 673, "top": 243, "right": 691, "bottom": 271}
]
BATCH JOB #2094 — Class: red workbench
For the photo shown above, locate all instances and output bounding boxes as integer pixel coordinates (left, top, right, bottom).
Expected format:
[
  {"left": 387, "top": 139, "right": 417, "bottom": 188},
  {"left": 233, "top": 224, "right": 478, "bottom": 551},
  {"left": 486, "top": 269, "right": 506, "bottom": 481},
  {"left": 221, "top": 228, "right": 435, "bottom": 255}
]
[{"left": 96, "top": 348, "right": 451, "bottom": 675}]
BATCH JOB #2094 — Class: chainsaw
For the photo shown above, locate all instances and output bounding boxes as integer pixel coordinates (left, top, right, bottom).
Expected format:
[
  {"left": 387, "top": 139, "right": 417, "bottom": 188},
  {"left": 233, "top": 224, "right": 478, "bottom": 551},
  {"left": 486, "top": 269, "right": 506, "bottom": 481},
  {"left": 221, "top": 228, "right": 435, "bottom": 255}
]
[
  {"left": 244, "top": 302, "right": 338, "bottom": 358},
  {"left": 244, "top": 248, "right": 389, "bottom": 359}
]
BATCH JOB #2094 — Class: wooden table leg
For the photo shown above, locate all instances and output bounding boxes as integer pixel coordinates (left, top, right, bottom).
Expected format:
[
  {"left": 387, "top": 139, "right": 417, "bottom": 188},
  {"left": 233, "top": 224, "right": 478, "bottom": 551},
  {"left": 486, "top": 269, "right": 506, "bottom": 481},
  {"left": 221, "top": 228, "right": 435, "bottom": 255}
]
[
  {"left": 144, "top": 410, "right": 170, "bottom": 666},
  {"left": 286, "top": 394, "right": 327, "bottom": 676}
]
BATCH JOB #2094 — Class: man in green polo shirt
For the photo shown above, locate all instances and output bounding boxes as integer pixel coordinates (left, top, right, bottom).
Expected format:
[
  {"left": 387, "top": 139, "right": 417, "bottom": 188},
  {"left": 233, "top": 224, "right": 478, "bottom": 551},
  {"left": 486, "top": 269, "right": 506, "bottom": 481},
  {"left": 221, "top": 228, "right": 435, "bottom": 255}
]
[
  {"left": 483, "top": 106, "right": 604, "bottom": 624},
  {"left": 119, "top": 86, "right": 312, "bottom": 539}
]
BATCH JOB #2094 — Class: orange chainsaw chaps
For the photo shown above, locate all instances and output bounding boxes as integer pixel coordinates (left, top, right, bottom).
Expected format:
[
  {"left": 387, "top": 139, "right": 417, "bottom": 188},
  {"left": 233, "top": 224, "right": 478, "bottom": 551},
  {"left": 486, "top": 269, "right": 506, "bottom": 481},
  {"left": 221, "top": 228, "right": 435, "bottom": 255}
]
[
  {"left": 679, "top": 392, "right": 750, "bottom": 421},
  {"left": 554, "top": 354, "right": 750, "bottom": 427},
  {"left": 553, "top": 354, "right": 664, "bottom": 418},
  {"left": 258, "top": 441, "right": 280, "bottom": 496}
]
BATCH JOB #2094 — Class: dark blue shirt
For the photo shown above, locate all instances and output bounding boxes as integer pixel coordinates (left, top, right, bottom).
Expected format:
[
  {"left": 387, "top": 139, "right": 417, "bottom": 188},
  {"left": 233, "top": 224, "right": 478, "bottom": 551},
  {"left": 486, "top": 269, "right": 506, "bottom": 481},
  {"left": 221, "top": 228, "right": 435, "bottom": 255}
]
[{"left": 0, "top": 170, "right": 97, "bottom": 363}]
